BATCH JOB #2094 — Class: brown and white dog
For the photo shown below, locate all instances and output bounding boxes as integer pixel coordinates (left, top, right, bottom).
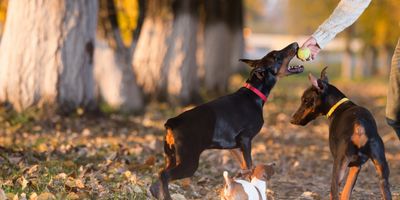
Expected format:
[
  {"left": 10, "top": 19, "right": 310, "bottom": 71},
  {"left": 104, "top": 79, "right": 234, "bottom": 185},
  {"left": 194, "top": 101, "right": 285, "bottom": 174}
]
[{"left": 220, "top": 164, "right": 275, "bottom": 200}]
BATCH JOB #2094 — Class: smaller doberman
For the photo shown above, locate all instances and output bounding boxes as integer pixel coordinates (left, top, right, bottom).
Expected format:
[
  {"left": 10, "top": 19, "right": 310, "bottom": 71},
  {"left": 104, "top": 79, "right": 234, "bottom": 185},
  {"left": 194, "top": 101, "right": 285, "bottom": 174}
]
[
  {"left": 220, "top": 164, "right": 275, "bottom": 200},
  {"left": 150, "top": 43, "right": 304, "bottom": 200},
  {"left": 291, "top": 67, "right": 392, "bottom": 200}
]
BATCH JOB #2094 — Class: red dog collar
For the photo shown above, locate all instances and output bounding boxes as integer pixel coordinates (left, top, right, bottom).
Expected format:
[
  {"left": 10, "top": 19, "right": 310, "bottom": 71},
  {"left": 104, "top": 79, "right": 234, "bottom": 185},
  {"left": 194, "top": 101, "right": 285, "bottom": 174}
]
[{"left": 244, "top": 83, "right": 267, "bottom": 102}]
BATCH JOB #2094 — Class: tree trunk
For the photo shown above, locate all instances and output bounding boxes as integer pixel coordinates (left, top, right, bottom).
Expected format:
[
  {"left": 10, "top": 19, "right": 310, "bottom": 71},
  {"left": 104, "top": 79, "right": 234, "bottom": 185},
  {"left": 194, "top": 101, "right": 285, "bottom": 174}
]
[
  {"left": 162, "top": 0, "right": 200, "bottom": 104},
  {"left": 203, "top": 0, "right": 244, "bottom": 94},
  {"left": 95, "top": 0, "right": 143, "bottom": 112},
  {"left": 0, "top": 0, "right": 98, "bottom": 113},
  {"left": 355, "top": 45, "right": 377, "bottom": 78},
  {"left": 376, "top": 46, "right": 391, "bottom": 76},
  {"left": 341, "top": 27, "right": 356, "bottom": 79},
  {"left": 132, "top": 0, "right": 172, "bottom": 99}
]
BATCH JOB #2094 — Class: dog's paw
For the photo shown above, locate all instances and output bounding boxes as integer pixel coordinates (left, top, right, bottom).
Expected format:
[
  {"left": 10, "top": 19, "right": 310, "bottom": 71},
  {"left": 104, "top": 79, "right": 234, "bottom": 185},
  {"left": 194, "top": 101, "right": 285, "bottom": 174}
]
[{"left": 149, "top": 182, "right": 161, "bottom": 199}]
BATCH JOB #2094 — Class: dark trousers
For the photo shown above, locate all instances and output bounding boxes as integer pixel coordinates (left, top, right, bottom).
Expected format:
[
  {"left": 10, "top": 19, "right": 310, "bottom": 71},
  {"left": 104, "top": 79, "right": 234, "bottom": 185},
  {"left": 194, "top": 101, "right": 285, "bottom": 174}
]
[{"left": 386, "top": 38, "right": 400, "bottom": 139}]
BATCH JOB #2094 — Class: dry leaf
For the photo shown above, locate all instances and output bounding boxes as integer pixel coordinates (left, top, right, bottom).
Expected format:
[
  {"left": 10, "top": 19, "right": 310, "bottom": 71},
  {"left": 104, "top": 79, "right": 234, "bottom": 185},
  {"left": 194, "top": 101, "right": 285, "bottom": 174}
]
[
  {"left": 66, "top": 192, "right": 79, "bottom": 200},
  {"left": 36, "top": 192, "right": 55, "bottom": 200},
  {"left": 18, "top": 176, "right": 28, "bottom": 190},
  {"left": 26, "top": 165, "right": 39, "bottom": 175},
  {"left": 144, "top": 156, "right": 156, "bottom": 166},
  {"left": 0, "top": 189, "right": 6, "bottom": 200},
  {"left": 75, "top": 179, "right": 85, "bottom": 189},
  {"left": 123, "top": 171, "right": 131, "bottom": 179},
  {"left": 55, "top": 173, "right": 67, "bottom": 179},
  {"left": 171, "top": 194, "right": 186, "bottom": 200},
  {"left": 29, "top": 192, "right": 38, "bottom": 200},
  {"left": 20, "top": 193, "right": 27, "bottom": 200},
  {"left": 6, "top": 193, "right": 17, "bottom": 200}
]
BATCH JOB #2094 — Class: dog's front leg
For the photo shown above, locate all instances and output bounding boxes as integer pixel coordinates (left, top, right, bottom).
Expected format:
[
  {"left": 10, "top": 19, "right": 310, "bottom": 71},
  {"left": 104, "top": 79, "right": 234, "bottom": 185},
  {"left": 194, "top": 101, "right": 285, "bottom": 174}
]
[
  {"left": 239, "top": 136, "right": 253, "bottom": 171},
  {"left": 230, "top": 148, "right": 247, "bottom": 170}
]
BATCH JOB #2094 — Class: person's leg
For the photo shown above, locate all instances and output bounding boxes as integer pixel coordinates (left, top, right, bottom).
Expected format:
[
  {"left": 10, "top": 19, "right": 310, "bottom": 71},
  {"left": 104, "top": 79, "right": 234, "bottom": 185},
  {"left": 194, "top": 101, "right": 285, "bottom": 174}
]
[{"left": 386, "top": 38, "right": 400, "bottom": 139}]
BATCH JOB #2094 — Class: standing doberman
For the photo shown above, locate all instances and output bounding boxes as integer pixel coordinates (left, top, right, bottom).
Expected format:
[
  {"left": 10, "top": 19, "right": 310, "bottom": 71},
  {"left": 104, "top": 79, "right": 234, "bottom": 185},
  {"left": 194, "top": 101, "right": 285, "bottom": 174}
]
[
  {"left": 291, "top": 67, "right": 391, "bottom": 200},
  {"left": 150, "top": 43, "right": 304, "bottom": 200}
]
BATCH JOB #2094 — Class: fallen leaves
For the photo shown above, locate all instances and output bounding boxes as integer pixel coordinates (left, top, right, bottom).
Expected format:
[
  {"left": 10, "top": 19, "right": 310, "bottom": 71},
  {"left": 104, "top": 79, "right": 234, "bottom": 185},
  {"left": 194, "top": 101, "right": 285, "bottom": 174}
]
[{"left": 0, "top": 81, "right": 398, "bottom": 199}]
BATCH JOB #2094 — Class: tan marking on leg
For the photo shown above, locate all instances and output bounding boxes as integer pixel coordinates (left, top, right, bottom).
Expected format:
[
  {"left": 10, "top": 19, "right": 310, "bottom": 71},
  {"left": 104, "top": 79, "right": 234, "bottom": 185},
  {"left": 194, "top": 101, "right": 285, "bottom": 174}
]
[
  {"left": 230, "top": 149, "right": 247, "bottom": 170},
  {"left": 166, "top": 129, "right": 175, "bottom": 149},
  {"left": 341, "top": 166, "right": 360, "bottom": 200},
  {"left": 351, "top": 123, "right": 368, "bottom": 148}
]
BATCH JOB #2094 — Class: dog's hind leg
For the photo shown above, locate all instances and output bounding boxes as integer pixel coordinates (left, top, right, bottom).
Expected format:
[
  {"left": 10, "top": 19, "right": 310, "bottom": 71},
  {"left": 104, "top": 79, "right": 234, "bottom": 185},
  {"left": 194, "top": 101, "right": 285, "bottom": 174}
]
[
  {"left": 370, "top": 140, "right": 392, "bottom": 200},
  {"left": 340, "top": 165, "right": 360, "bottom": 200},
  {"left": 164, "top": 141, "right": 176, "bottom": 170},
  {"left": 157, "top": 150, "right": 201, "bottom": 200}
]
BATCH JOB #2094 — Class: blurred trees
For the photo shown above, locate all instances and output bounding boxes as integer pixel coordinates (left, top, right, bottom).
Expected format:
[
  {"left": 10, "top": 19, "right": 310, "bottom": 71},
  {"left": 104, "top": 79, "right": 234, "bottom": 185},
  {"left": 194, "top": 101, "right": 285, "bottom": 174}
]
[
  {"left": 0, "top": 0, "right": 98, "bottom": 113},
  {"left": 95, "top": 0, "right": 144, "bottom": 112},
  {"left": 132, "top": 0, "right": 244, "bottom": 105},
  {"left": 0, "top": 0, "right": 6, "bottom": 35},
  {"left": 356, "top": 0, "right": 400, "bottom": 77},
  {"left": 287, "top": 0, "right": 399, "bottom": 79},
  {"left": 203, "top": 0, "right": 244, "bottom": 95},
  {"left": 0, "top": 0, "right": 245, "bottom": 113}
]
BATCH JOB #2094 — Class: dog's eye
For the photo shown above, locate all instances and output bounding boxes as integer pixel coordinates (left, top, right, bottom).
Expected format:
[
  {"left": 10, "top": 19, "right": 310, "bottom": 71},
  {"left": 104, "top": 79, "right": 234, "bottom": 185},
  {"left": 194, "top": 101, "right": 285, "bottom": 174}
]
[{"left": 304, "top": 98, "right": 314, "bottom": 106}]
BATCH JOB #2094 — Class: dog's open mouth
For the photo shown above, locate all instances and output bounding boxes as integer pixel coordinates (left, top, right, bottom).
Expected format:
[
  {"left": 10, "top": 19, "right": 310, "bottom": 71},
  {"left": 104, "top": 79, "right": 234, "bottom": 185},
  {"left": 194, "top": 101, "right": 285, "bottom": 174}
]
[{"left": 288, "top": 64, "right": 304, "bottom": 74}]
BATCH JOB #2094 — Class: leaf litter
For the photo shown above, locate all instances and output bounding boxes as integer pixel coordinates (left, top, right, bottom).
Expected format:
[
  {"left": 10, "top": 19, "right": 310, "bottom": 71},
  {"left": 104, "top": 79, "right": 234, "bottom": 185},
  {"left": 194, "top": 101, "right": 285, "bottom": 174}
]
[{"left": 0, "top": 80, "right": 398, "bottom": 199}]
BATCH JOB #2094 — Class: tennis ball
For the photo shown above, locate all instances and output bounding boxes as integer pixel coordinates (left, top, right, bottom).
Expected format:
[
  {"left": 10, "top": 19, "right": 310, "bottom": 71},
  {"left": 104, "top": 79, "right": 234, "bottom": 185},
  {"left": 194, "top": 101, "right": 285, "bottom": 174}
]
[{"left": 297, "top": 47, "right": 311, "bottom": 61}]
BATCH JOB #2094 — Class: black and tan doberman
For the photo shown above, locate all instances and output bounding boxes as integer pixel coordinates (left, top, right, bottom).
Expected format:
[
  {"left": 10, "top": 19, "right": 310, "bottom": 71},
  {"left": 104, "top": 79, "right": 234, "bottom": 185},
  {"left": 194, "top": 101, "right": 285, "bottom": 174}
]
[
  {"left": 291, "top": 67, "right": 391, "bottom": 200},
  {"left": 150, "top": 43, "right": 304, "bottom": 200}
]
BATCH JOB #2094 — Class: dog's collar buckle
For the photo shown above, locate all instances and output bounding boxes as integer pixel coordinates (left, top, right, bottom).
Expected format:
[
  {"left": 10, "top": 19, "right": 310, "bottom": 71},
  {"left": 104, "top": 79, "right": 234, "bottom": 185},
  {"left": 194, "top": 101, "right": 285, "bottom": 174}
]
[
  {"left": 326, "top": 98, "right": 350, "bottom": 118},
  {"left": 244, "top": 83, "right": 267, "bottom": 102}
]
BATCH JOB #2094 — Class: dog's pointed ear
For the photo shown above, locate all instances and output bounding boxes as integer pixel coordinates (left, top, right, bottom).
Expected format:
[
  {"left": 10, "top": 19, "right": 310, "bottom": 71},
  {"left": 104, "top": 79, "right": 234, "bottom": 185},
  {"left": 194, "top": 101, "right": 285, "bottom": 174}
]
[
  {"left": 239, "top": 59, "right": 259, "bottom": 68},
  {"left": 308, "top": 73, "right": 323, "bottom": 91},
  {"left": 320, "top": 66, "right": 329, "bottom": 82},
  {"left": 309, "top": 73, "right": 327, "bottom": 92}
]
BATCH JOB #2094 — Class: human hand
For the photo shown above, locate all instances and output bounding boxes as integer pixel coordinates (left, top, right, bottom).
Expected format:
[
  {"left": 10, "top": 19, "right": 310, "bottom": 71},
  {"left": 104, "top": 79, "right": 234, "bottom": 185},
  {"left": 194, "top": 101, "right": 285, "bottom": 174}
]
[{"left": 300, "top": 36, "right": 321, "bottom": 61}]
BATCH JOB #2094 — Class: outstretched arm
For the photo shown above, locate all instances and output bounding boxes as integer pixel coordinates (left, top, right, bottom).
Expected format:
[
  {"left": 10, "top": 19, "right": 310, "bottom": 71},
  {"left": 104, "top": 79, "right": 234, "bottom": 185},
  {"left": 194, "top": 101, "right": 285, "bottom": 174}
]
[{"left": 301, "top": 0, "right": 372, "bottom": 60}]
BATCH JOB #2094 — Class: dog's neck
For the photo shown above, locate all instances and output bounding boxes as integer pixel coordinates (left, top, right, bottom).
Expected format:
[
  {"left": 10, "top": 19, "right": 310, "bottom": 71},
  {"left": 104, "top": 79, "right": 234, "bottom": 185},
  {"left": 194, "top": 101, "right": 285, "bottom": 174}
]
[
  {"left": 245, "top": 78, "right": 276, "bottom": 106},
  {"left": 320, "top": 85, "right": 351, "bottom": 120}
]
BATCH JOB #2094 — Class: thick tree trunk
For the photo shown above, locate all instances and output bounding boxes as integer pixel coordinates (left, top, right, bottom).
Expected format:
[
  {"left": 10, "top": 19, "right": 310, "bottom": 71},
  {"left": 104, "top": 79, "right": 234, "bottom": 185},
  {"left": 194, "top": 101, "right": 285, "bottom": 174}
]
[
  {"left": 0, "top": 0, "right": 98, "bottom": 112},
  {"left": 95, "top": 0, "right": 143, "bottom": 112},
  {"left": 203, "top": 0, "right": 244, "bottom": 94},
  {"left": 132, "top": 0, "right": 172, "bottom": 99},
  {"left": 162, "top": 0, "right": 200, "bottom": 104}
]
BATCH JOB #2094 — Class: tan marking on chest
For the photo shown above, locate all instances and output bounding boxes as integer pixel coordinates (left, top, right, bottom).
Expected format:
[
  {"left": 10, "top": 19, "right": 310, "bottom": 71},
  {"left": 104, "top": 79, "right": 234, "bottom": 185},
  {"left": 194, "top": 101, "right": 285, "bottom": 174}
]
[
  {"left": 166, "top": 129, "right": 175, "bottom": 149},
  {"left": 351, "top": 123, "right": 368, "bottom": 148}
]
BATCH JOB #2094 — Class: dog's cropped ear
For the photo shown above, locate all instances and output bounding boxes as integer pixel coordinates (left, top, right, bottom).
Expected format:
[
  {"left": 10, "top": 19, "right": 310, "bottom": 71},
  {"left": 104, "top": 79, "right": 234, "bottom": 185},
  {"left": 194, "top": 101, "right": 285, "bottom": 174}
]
[
  {"left": 239, "top": 59, "right": 259, "bottom": 68},
  {"left": 320, "top": 66, "right": 329, "bottom": 82},
  {"left": 309, "top": 73, "right": 326, "bottom": 92}
]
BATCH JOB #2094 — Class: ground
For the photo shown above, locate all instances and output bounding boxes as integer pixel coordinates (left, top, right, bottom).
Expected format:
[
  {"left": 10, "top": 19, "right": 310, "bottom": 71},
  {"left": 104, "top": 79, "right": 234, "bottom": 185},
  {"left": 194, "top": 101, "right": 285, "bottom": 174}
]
[{"left": 0, "top": 76, "right": 399, "bottom": 200}]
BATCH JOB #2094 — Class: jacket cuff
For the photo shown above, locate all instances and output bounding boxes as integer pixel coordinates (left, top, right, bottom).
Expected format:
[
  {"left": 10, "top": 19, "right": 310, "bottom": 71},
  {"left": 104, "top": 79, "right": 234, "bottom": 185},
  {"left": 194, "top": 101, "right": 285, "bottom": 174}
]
[{"left": 312, "top": 29, "right": 335, "bottom": 49}]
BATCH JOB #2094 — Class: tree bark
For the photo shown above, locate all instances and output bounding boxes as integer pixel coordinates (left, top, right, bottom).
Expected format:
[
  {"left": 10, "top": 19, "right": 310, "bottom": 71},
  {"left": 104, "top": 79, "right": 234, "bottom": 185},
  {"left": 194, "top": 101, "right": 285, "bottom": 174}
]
[
  {"left": 0, "top": 0, "right": 98, "bottom": 113},
  {"left": 162, "top": 0, "right": 200, "bottom": 104},
  {"left": 203, "top": 0, "right": 244, "bottom": 94},
  {"left": 132, "top": 0, "right": 172, "bottom": 99},
  {"left": 95, "top": 0, "right": 143, "bottom": 112}
]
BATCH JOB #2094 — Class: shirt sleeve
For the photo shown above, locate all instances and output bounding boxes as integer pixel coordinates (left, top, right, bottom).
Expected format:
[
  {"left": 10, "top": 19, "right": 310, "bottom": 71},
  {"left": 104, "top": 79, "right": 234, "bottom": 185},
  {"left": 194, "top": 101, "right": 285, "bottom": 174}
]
[{"left": 312, "top": 0, "right": 372, "bottom": 49}]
